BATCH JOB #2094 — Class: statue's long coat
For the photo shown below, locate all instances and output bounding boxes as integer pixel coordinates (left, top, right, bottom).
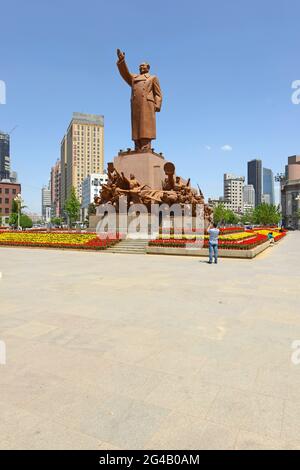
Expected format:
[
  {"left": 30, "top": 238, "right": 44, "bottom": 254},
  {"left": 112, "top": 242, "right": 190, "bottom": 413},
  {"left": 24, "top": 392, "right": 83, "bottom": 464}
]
[{"left": 117, "top": 58, "right": 162, "bottom": 141}]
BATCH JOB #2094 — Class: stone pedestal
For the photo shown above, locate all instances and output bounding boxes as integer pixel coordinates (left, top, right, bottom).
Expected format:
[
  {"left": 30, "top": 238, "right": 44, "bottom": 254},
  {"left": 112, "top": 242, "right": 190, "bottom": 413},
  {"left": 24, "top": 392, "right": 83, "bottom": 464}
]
[
  {"left": 88, "top": 213, "right": 157, "bottom": 238},
  {"left": 113, "top": 150, "right": 166, "bottom": 189}
]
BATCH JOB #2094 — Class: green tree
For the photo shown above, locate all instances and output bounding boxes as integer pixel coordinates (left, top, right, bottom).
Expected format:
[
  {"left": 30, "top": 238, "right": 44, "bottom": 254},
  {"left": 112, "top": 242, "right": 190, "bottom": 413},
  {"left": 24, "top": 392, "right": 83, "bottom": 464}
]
[
  {"left": 8, "top": 213, "right": 18, "bottom": 228},
  {"left": 252, "top": 203, "right": 281, "bottom": 226},
  {"left": 9, "top": 199, "right": 18, "bottom": 228},
  {"left": 223, "top": 209, "right": 239, "bottom": 225},
  {"left": 213, "top": 203, "right": 239, "bottom": 225},
  {"left": 64, "top": 187, "right": 81, "bottom": 227},
  {"left": 9, "top": 197, "right": 28, "bottom": 228},
  {"left": 51, "top": 217, "right": 62, "bottom": 227},
  {"left": 213, "top": 203, "right": 226, "bottom": 225},
  {"left": 11, "top": 199, "right": 19, "bottom": 214},
  {"left": 240, "top": 209, "right": 254, "bottom": 225},
  {"left": 87, "top": 203, "right": 96, "bottom": 216},
  {"left": 20, "top": 214, "right": 33, "bottom": 229},
  {"left": 84, "top": 203, "right": 97, "bottom": 228}
]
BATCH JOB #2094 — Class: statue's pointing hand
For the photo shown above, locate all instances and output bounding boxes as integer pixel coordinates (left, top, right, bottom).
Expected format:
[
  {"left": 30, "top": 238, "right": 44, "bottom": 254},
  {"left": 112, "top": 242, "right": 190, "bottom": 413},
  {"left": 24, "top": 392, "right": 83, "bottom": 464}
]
[{"left": 117, "top": 49, "right": 125, "bottom": 61}]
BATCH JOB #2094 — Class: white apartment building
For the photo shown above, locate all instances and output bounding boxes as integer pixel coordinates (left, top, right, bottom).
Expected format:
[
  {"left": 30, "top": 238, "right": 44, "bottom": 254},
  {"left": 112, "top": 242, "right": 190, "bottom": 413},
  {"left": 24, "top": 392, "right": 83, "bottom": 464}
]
[
  {"left": 223, "top": 173, "right": 245, "bottom": 213},
  {"left": 81, "top": 173, "right": 108, "bottom": 220}
]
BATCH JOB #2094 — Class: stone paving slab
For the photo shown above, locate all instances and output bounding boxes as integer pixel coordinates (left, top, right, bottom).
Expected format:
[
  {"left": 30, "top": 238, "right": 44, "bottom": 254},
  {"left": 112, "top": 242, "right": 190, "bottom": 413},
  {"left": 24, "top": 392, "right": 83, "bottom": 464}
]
[{"left": 0, "top": 232, "right": 299, "bottom": 449}]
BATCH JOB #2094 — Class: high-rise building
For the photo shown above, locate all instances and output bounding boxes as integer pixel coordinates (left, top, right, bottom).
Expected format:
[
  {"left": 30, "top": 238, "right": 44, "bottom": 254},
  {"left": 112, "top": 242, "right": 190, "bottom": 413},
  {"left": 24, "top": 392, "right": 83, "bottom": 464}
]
[
  {"left": 0, "top": 131, "right": 10, "bottom": 180},
  {"left": 223, "top": 173, "right": 245, "bottom": 213},
  {"left": 248, "top": 159, "right": 262, "bottom": 207},
  {"left": 41, "top": 184, "right": 51, "bottom": 221},
  {"left": 262, "top": 193, "right": 271, "bottom": 205},
  {"left": 9, "top": 171, "right": 18, "bottom": 183},
  {"left": 50, "top": 159, "right": 61, "bottom": 217},
  {"left": 243, "top": 184, "right": 255, "bottom": 212},
  {"left": 285, "top": 155, "right": 300, "bottom": 180},
  {"left": 281, "top": 155, "right": 300, "bottom": 229},
  {"left": 60, "top": 135, "right": 67, "bottom": 217},
  {"left": 263, "top": 168, "right": 275, "bottom": 205},
  {"left": 60, "top": 113, "right": 104, "bottom": 216}
]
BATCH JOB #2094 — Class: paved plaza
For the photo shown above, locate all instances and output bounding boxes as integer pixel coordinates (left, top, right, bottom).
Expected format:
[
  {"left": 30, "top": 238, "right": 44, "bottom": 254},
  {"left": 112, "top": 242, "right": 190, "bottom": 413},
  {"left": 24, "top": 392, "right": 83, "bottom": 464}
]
[{"left": 0, "top": 232, "right": 300, "bottom": 449}]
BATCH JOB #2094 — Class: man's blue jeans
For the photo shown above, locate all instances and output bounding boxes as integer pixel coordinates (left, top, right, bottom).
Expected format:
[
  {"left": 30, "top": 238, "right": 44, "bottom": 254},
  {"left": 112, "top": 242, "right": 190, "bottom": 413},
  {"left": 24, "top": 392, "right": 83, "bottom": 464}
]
[{"left": 209, "top": 241, "right": 218, "bottom": 263}]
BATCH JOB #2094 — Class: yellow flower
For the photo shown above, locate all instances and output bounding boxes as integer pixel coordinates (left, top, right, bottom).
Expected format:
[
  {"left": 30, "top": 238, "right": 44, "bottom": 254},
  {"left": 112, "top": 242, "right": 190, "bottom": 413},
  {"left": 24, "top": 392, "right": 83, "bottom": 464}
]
[
  {"left": 254, "top": 229, "right": 280, "bottom": 236},
  {"left": 0, "top": 232, "right": 96, "bottom": 245}
]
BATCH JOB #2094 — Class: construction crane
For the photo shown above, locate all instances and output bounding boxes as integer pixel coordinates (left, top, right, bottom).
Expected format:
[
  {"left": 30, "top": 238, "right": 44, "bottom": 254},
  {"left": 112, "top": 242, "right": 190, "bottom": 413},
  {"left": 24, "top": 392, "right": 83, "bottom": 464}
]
[{"left": 8, "top": 125, "right": 18, "bottom": 135}]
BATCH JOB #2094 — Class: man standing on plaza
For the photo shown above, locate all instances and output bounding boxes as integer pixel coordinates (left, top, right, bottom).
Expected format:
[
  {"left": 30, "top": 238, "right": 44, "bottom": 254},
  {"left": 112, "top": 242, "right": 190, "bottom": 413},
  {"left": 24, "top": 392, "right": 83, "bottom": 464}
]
[{"left": 208, "top": 222, "right": 220, "bottom": 264}]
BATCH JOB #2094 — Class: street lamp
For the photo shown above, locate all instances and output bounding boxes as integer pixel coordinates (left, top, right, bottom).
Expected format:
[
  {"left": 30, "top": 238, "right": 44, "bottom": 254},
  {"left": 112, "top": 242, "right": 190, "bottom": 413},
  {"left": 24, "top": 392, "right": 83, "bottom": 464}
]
[
  {"left": 274, "top": 173, "right": 287, "bottom": 225},
  {"left": 295, "top": 194, "right": 300, "bottom": 230},
  {"left": 275, "top": 173, "right": 286, "bottom": 183},
  {"left": 13, "top": 193, "right": 22, "bottom": 230}
]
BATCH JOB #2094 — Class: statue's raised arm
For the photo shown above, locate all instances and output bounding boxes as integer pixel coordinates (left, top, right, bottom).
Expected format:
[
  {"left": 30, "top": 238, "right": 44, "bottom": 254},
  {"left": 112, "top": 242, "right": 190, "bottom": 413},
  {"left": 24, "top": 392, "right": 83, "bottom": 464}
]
[
  {"left": 116, "top": 48, "right": 133, "bottom": 86},
  {"left": 117, "top": 49, "right": 125, "bottom": 62}
]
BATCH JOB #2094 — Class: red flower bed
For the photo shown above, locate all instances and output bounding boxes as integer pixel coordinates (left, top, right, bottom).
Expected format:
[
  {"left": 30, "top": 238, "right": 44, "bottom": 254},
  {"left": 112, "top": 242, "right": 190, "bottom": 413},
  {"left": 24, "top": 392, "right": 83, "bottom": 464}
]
[
  {"left": 273, "top": 232, "right": 286, "bottom": 241},
  {"left": 206, "top": 233, "right": 268, "bottom": 250},
  {"left": 0, "top": 231, "right": 121, "bottom": 251},
  {"left": 159, "top": 226, "right": 244, "bottom": 235},
  {"left": 219, "top": 227, "right": 244, "bottom": 234},
  {"left": 149, "top": 233, "right": 269, "bottom": 250},
  {"left": 0, "top": 239, "right": 119, "bottom": 250}
]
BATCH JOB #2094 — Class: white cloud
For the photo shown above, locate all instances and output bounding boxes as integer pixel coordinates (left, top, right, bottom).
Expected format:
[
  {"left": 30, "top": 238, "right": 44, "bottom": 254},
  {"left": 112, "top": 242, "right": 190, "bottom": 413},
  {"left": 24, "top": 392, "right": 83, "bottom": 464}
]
[
  {"left": 221, "top": 144, "right": 233, "bottom": 152},
  {"left": 205, "top": 145, "right": 211, "bottom": 150}
]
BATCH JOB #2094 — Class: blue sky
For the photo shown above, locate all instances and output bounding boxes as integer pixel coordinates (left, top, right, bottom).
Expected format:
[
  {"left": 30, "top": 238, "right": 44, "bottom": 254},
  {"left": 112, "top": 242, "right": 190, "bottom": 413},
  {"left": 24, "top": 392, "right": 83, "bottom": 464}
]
[{"left": 0, "top": 0, "right": 299, "bottom": 213}]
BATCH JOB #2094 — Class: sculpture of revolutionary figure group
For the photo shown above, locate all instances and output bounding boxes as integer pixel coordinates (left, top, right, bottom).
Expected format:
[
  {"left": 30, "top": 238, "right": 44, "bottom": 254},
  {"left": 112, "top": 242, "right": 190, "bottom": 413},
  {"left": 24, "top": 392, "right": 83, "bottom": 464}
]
[{"left": 95, "top": 161, "right": 213, "bottom": 220}]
